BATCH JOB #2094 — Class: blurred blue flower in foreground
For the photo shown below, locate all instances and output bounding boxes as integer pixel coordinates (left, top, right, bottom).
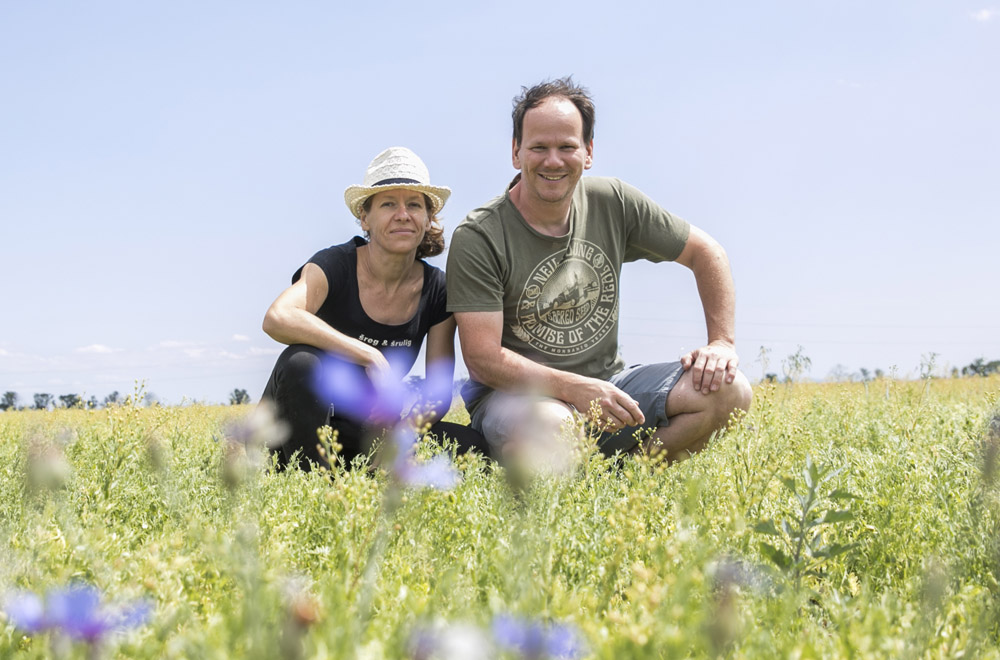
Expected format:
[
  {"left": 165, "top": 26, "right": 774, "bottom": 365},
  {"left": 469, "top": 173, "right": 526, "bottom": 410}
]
[
  {"left": 492, "top": 614, "right": 586, "bottom": 659},
  {"left": 313, "top": 353, "right": 454, "bottom": 426},
  {"left": 390, "top": 427, "right": 460, "bottom": 490},
  {"left": 313, "top": 353, "right": 460, "bottom": 488},
  {"left": 3, "top": 584, "right": 152, "bottom": 643},
  {"left": 4, "top": 591, "right": 46, "bottom": 633}
]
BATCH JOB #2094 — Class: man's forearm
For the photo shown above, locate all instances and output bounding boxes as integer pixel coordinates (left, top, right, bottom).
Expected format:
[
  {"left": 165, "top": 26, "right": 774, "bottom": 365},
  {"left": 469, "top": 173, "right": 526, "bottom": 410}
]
[
  {"left": 699, "top": 271, "right": 736, "bottom": 347},
  {"left": 464, "top": 344, "right": 580, "bottom": 401},
  {"left": 691, "top": 243, "right": 737, "bottom": 346}
]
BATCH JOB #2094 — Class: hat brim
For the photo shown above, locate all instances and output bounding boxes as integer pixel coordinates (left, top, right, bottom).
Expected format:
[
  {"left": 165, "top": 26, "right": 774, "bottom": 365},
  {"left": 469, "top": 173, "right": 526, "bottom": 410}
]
[{"left": 344, "top": 183, "right": 452, "bottom": 219}]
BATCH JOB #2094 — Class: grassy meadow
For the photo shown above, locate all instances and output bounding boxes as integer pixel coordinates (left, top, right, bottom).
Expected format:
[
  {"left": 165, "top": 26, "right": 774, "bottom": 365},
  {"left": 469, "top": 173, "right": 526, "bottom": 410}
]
[{"left": 1, "top": 376, "right": 999, "bottom": 658}]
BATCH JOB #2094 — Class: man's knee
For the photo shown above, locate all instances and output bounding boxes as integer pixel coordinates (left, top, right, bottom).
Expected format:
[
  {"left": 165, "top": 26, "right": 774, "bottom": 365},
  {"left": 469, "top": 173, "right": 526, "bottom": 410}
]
[
  {"left": 711, "top": 370, "right": 752, "bottom": 424},
  {"left": 479, "top": 394, "right": 576, "bottom": 457},
  {"left": 730, "top": 370, "right": 753, "bottom": 412},
  {"left": 498, "top": 398, "right": 582, "bottom": 475},
  {"left": 506, "top": 399, "right": 575, "bottom": 445},
  {"left": 532, "top": 399, "right": 575, "bottom": 428}
]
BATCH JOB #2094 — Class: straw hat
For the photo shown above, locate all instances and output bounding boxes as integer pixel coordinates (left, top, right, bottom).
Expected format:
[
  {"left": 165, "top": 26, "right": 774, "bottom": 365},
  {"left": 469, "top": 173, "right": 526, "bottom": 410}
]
[{"left": 344, "top": 147, "right": 451, "bottom": 219}]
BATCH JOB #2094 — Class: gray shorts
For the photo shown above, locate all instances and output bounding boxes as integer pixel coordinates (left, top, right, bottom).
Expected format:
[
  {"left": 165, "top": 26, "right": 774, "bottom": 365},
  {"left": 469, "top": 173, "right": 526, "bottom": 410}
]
[{"left": 470, "top": 361, "right": 685, "bottom": 457}]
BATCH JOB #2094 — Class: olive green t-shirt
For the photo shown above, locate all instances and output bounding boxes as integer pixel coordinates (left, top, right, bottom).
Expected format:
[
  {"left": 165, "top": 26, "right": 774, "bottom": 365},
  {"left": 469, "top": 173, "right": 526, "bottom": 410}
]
[{"left": 446, "top": 176, "right": 690, "bottom": 413}]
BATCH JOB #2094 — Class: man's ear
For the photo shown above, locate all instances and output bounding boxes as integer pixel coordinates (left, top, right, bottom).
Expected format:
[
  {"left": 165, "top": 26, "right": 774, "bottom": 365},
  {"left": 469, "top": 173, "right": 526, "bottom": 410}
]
[
  {"left": 511, "top": 138, "right": 521, "bottom": 170},
  {"left": 584, "top": 140, "right": 594, "bottom": 170},
  {"left": 359, "top": 209, "right": 369, "bottom": 232}
]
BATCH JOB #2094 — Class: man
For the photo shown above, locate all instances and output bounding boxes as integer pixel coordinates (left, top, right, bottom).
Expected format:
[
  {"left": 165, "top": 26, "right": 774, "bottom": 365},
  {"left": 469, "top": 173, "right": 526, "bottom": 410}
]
[{"left": 446, "top": 77, "right": 752, "bottom": 461}]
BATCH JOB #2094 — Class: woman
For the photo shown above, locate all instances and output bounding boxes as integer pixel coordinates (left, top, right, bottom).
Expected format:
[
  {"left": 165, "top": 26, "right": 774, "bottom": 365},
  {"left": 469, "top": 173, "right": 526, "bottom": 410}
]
[{"left": 260, "top": 147, "right": 485, "bottom": 470}]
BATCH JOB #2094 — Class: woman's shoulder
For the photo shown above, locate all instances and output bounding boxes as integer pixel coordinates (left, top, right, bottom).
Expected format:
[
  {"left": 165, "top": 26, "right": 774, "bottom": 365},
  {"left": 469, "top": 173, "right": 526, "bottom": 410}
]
[
  {"left": 311, "top": 236, "right": 368, "bottom": 268},
  {"left": 315, "top": 236, "right": 365, "bottom": 259},
  {"left": 293, "top": 236, "right": 365, "bottom": 283}
]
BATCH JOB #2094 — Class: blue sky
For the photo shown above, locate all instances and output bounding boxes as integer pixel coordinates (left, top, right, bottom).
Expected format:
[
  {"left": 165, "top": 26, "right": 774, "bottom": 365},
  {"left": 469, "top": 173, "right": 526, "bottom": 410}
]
[{"left": 2, "top": 2, "right": 998, "bottom": 405}]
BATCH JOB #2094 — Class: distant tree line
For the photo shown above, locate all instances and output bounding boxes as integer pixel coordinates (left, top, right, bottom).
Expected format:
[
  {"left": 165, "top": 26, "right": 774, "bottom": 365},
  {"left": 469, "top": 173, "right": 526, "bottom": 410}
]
[
  {"left": 0, "top": 390, "right": 157, "bottom": 412},
  {"left": 755, "top": 346, "right": 999, "bottom": 385},
  {"left": 0, "top": 387, "right": 259, "bottom": 411},
  {"left": 816, "top": 357, "right": 1000, "bottom": 384},
  {"left": 956, "top": 357, "right": 1000, "bottom": 378}
]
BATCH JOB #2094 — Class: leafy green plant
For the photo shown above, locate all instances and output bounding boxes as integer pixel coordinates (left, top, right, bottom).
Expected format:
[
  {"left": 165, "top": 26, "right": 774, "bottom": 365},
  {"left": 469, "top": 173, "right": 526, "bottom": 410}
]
[{"left": 754, "top": 455, "right": 858, "bottom": 591}]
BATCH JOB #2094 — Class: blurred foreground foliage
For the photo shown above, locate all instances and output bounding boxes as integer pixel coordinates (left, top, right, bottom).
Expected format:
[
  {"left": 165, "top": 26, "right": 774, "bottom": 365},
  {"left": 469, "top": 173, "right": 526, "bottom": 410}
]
[{"left": 1, "top": 376, "right": 999, "bottom": 658}]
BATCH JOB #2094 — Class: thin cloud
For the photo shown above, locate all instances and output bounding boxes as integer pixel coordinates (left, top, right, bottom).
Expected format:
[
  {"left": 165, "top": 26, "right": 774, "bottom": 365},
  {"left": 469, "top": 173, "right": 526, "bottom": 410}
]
[
  {"left": 75, "top": 344, "right": 118, "bottom": 354},
  {"left": 970, "top": 8, "right": 998, "bottom": 21},
  {"left": 179, "top": 347, "right": 248, "bottom": 360},
  {"left": 249, "top": 346, "right": 282, "bottom": 356},
  {"left": 150, "top": 340, "right": 276, "bottom": 361},
  {"left": 154, "top": 340, "right": 202, "bottom": 350}
]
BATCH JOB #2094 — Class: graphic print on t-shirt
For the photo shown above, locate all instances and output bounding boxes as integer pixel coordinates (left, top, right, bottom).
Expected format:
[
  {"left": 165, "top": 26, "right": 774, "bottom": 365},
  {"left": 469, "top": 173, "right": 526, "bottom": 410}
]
[
  {"left": 357, "top": 334, "right": 413, "bottom": 349},
  {"left": 511, "top": 240, "right": 618, "bottom": 356}
]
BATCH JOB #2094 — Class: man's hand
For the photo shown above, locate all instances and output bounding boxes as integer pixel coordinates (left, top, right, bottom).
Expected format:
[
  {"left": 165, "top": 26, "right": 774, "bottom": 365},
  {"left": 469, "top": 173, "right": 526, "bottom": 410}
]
[
  {"left": 565, "top": 377, "right": 645, "bottom": 431},
  {"left": 680, "top": 341, "right": 740, "bottom": 395},
  {"left": 455, "top": 311, "right": 645, "bottom": 430}
]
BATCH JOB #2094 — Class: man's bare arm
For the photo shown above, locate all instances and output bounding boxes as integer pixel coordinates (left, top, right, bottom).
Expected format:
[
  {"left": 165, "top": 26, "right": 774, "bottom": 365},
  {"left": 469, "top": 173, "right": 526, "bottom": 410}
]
[
  {"left": 455, "top": 310, "right": 644, "bottom": 429},
  {"left": 674, "top": 225, "right": 741, "bottom": 394}
]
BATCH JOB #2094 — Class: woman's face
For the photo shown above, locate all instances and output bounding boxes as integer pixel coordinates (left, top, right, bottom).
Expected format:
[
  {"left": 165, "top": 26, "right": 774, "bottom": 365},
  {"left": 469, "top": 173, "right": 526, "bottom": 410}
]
[{"left": 360, "top": 189, "right": 430, "bottom": 254}]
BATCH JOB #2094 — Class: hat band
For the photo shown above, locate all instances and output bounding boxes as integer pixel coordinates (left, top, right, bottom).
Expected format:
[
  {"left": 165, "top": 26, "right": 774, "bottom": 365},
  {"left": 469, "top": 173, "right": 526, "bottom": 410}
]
[{"left": 373, "top": 177, "right": 421, "bottom": 186}]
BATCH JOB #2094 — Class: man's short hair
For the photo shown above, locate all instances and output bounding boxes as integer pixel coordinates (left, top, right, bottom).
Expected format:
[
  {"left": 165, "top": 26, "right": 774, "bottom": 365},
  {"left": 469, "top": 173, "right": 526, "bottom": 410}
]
[{"left": 512, "top": 76, "right": 596, "bottom": 147}]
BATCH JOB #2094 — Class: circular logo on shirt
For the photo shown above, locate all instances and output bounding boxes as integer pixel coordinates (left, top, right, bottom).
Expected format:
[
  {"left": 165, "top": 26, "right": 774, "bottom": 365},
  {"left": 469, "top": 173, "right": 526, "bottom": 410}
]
[{"left": 511, "top": 240, "right": 618, "bottom": 356}]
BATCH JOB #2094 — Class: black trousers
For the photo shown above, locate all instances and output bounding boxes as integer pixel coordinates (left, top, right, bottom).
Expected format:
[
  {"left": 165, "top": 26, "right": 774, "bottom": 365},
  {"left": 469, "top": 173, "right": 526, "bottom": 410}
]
[{"left": 261, "top": 344, "right": 488, "bottom": 471}]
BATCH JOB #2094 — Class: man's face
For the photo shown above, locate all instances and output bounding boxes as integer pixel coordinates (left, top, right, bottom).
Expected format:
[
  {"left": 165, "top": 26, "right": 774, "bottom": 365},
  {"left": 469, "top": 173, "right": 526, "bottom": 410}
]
[{"left": 512, "top": 96, "right": 593, "bottom": 206}]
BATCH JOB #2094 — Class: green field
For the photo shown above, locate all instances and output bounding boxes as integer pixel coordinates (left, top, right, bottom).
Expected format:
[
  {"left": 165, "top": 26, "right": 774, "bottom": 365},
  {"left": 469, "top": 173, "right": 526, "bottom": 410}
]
[{"left": 1, "top": 377, "right": 998, "bottom": 659}]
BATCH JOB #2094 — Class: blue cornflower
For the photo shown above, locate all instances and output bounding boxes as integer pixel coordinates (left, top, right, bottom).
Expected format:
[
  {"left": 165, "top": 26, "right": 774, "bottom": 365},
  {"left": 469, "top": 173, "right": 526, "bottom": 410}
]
[
  {"left": 313, "top": 353, "right": 454, "bottom": 425},
  {"left": 4, "top": 591, "right": 46, "bottom": 633},
  {"left": 492, "top": 614, "right": 586, "bottom": 659},
  {"left": 3, "top": 585, "right": 152, "bottom": 643},
  {"left": 47, "top": 585, "right": 151, "bottom": 642},
  {"left": 314, "top": 353, "right": 460, "bottom": 487},
  {"left": 313, "top": 355, "right": 403, "bottom": 424}
]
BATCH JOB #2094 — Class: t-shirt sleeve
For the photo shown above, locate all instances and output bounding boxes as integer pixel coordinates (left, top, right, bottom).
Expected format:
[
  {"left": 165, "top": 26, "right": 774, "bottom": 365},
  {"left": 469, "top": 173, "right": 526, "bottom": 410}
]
[
  {"left": 616, "top": 180, "right": 691, "bottom": 263},
  {"left": 291, "top": 244, "right": 351, "bottom": 293},
  {"left": 445, "top": 222, "right": 507, "bottom": 313}
]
